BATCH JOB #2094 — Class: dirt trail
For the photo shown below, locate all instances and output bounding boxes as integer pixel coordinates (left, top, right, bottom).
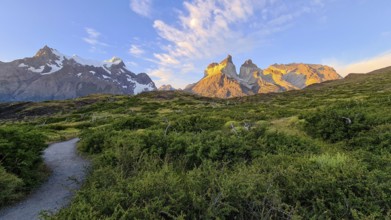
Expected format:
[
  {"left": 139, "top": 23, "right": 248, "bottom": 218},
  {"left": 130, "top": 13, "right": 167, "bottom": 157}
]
[{"left": 0, "top": 138, "right": 89, "bottom": 220}]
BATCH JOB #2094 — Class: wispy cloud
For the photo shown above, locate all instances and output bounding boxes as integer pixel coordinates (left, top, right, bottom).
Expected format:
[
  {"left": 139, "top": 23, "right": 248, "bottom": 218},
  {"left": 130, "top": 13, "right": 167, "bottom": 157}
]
[
  {"left": 129, "top": 44, "right": 145, "bottom": 56},
  {"left": 83, "top": 28, "right": 108, "bottom": 53},
  {"left": 325, "top": 50, "right": 391, "bottom": 76},
  {"left": 146, "top": 0, "right": 326, "bottom": 88},
  {"left": 126, "top": 61, "right": 139, "bottom": 67},
  {"left": 130, "top": 0, "right": 153, "bottom": 17}
]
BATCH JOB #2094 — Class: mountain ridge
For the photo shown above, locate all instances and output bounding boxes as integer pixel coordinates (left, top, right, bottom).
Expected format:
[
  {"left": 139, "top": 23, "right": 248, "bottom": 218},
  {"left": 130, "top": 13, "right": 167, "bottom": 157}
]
[
  {"left": 0, "top": 46, "right": 156, "bottom": 102},
  {"left": 186, "top": 55, "right": 342, "bottom": 98}
]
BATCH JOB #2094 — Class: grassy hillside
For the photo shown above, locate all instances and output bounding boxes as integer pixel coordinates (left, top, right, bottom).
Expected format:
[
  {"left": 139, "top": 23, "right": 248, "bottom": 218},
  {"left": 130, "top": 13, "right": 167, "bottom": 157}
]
[{"left": 1, "top": 69, "right": 390, "bottom": 219}]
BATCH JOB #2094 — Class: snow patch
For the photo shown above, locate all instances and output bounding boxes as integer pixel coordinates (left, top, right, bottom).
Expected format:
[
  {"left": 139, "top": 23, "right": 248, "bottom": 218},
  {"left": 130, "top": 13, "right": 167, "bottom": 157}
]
[
  {"left": 42, "top": 63, "right": 62, "bottom": 75},
  {"left": 133, "top": 82, "right": 154, "bottom": 94},
  {"left": 28, "top": 66, "right": 45, "bottom": 73},
  {"left": 52, "top": 49, "right": 67, "bottom": 60},
  {"left": 18, "top": 63, "right": 28, "bottom": 68},
  {"left": 102, "top": 75, "right": 111, "bottom": 79},
  {"left": 71, "top": 55, "right": 102, "bottom": 67},
  {"left": 77, "top": 73, "right": 83, "bottom": 77},
  {"left": 102, "top": 66, "right": 112, "bottom": 74},
  {"left": 127, "top": 76, "right": 154, "bottom": 94},
  {"left": 40, "top": 49, "right": 65, "bottom": 75},
  {"left": 69, "top": 55, "right": 123, "bottom": 69}
]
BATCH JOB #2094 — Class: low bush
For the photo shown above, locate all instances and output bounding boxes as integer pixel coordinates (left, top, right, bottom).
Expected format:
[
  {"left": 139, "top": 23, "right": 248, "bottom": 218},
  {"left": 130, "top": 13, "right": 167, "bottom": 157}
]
[
  {"left": 302, "top": 107, "right": 370, "bottom": 143},
  {"left": 0, "top": 126, "right": 47, "bottom": 206}
]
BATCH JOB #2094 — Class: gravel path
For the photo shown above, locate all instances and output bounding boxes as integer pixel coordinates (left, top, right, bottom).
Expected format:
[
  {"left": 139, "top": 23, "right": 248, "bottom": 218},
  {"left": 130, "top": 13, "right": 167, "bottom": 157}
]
[{"left": 0, "top": 138, "right": 89, "bottom": 220}]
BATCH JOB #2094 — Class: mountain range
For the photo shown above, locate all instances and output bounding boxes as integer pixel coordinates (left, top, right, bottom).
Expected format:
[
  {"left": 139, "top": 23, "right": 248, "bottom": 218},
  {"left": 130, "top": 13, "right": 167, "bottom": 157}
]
[
  {"left": 0, "top": 46, "right": 156, "bottom": 101},
  {"left": 0, "top": 47, "right": 344, "bottom": 101},
  {"left": 186, "top": 55, "right": 342, "bottom": 98}
]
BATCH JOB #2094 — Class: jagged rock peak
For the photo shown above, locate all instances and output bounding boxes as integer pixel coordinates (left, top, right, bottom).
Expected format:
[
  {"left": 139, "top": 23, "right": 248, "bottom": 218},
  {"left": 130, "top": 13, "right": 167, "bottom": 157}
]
[
  {"left": 245, "top": 59, "right": 253, "bottom": 65},
  {"left": 34, "top": 45, "right": 56, "bottom": 58},
  {"left": 220, "top": 55, "right": 233, "bottom": 65},
  {"left": 242, "top": 59, "right": 258, "bottom": 68},
  {"left": 105, "top": 56, "right": 123, "bottom": 64},
  {"left": 104, "top": 56, "right": 125, "bottom": 68}
]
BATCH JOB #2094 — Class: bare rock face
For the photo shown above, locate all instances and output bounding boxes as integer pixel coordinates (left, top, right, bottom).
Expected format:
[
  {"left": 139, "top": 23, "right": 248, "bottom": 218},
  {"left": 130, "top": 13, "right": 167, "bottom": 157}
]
[
  {"left": 189, "top": 55, "right": 248, "bottom": 98},
  {"left": 187, "top": 55, "right": 342, "bottom": 98},
  {"left": 264, "top": 63, "right": 342, "bottom": 89},
  {"left": 239, "top": 59, "right": 259, "bottom": 83},
  {"left": 0, "top": 46, "right": 156, "bottom": 101}
]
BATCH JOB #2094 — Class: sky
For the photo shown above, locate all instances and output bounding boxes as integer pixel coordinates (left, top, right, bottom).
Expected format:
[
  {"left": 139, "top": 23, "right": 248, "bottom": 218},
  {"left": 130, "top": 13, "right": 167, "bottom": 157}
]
[{"left": 0, "top": 0, "right": 390, "bottom": 88}]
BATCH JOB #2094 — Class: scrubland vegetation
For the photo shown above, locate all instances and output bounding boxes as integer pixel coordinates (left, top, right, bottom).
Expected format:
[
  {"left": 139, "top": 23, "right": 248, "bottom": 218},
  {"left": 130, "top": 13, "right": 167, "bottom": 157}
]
[
  {"left": 0, "top": 68, "right": 390, "bottom": 219},
  {"left": 0, "top": 126, "right": 47, "bottom": 207}
]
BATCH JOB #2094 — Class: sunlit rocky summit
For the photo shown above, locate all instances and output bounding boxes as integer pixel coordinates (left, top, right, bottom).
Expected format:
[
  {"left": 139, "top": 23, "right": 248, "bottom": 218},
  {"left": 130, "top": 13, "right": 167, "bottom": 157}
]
[
  {"left": 186, "top": 55, "right": 342, "bottom": 98},
  {"left": 0, "top": 46, "right": 156, "bottom": 101}
]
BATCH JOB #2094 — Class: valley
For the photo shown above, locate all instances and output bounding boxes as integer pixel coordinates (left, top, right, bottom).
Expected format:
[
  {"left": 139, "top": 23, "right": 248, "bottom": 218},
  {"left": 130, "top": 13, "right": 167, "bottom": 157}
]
[{"left": 0, "top": 67, "right": 390, "bottom": 219}]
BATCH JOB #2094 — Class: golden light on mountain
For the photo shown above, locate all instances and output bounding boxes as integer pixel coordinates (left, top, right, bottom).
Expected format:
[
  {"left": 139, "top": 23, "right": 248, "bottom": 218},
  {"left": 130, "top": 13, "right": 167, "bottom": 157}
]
[{"left": 188, "top": 56, "right": 342, "bottom": 98}]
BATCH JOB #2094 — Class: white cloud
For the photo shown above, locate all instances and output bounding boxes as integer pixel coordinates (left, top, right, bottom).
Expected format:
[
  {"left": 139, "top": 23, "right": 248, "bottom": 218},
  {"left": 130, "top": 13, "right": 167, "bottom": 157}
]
[
  {"left": 83, "top": 28, "right": 108, "bottom": 53},
  {"left": 130, "top": 0, "right": 152, "bottom": 17},
  {"left": 129, "top": 44, "right": 145, "bottom": 56},
  {"left": 144, "top": 0, "right": 326, "bottom": 88},
  {"left": 324, "top": 50, "right": 391, "bottom": 76}
]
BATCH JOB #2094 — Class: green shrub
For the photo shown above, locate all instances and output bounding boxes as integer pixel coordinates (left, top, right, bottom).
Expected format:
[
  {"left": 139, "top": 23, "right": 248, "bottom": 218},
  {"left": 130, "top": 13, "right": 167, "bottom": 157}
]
[
  {"left": 347, "top": 124, "right": 391, "bottom": 153},
  {"left": 0, "top": 127, "right": 46, "bottom": 186},
  {"left": 170, "top": 115, "right": 225, "bottom": 133},
  {"left": 0, "top": 166, "right": 23, "bottom": 206},
  {"left": 0, "top": 126, "right": 46, "bottom": 207},
  {"left": 113, "top": 116, "right": 154, "bottom": 130},
  {"left": 78, "top": 128, "right": 113, "bottom": 154},
  {"left": 257, "top": 132, "right": 320, "bottom": 154},
  {"left": 303, "top": 108, "right": 370, "bottom": 143}
]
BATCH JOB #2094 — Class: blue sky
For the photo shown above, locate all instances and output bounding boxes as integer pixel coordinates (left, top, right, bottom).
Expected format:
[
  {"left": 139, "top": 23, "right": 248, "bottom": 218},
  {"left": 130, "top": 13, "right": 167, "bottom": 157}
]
[{"left": 1, "top": 0, "right": 390, "bottom": 88}]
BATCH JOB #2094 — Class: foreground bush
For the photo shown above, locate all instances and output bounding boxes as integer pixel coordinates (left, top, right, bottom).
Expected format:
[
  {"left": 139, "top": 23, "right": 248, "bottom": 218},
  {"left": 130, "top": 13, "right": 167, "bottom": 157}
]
[
  {"left": 0, "top": 126, "right": 47, "bottom": 206},
  {"left": 46, "top": 122, "right": 391, "bottom": 219},
  {"left": 302, "top": 107, "right": 370, "bottom": 143}
]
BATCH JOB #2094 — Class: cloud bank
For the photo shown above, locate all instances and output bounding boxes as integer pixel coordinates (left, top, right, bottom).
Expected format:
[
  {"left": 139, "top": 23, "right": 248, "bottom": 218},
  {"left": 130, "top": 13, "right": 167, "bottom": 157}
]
[{"left": 325, "top": 51, "right": 391, "bottom": 77}]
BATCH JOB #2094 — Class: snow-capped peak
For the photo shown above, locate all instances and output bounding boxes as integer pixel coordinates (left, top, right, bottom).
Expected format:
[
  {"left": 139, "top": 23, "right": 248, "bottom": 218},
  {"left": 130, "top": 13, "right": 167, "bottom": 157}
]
[
  {"left": 23, "top": 46, "right": 131, "bottom": 75},
  {"left": 3, "top": 46, "right": 157, "bottom": 100}
]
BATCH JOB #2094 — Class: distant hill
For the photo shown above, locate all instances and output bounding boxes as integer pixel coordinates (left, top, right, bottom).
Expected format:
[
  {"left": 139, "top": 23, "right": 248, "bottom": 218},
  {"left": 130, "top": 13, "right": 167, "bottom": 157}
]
[
  {"left": 186, "top": 55, "right": 342, "bottom": 98},
  {"left": 0, "top": 46, "right": 156, "bottom": 102},
  {"left": 158, "top": 84, "right": 176, "bottom": 91}
]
